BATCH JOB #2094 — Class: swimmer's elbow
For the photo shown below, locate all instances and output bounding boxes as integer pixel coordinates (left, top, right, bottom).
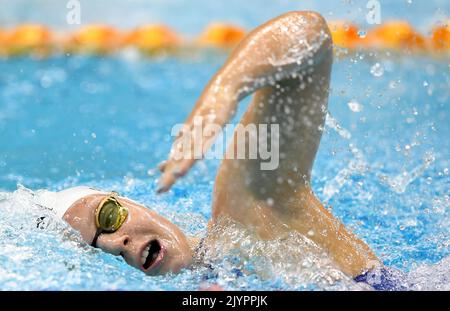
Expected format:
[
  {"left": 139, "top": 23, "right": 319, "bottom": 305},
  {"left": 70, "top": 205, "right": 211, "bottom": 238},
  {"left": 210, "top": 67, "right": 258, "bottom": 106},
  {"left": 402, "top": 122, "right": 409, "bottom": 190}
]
[
  {"left": 305, "top": 12, "right": 333, "bottom": 47},
  {"left": 285, "top": 11, "right": 329, "bottom": 32},
  {"left": 281, "top": 11, "right": 333, "bottom": 52}
]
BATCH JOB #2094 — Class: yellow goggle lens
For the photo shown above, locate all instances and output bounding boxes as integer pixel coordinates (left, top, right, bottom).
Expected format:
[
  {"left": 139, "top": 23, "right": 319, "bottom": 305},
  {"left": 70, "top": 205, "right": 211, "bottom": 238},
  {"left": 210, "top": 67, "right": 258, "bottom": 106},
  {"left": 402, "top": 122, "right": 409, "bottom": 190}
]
[{"left": 95, "top": 196, "right": 128, "bottom": 232}]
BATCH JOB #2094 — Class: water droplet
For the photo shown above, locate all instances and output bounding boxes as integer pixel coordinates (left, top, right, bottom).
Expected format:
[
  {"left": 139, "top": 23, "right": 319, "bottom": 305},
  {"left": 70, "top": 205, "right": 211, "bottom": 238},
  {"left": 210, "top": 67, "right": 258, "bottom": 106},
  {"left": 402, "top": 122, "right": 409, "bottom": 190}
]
[
  {"left": 347, "top": 100, "right": 363, "bottom": 112},
  {"left": 370, "top": 63, "right": 384, "bottom": 77},
  {"left": 147, "top": 168, "right": 156, "bottom": 176}
]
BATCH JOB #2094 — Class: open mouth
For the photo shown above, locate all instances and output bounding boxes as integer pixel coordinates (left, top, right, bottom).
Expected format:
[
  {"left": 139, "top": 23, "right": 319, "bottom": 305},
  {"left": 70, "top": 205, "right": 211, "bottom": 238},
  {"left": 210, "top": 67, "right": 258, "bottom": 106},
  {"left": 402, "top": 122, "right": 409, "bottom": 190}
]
[{"left": 141, "top": 239, "right": 163, "bottom": 270}]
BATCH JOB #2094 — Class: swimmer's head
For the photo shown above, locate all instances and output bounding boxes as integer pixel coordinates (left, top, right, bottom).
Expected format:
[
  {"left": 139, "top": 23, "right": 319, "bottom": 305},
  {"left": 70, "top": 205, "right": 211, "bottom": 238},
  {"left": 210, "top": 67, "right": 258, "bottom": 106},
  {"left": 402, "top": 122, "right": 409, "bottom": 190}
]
[{"left": 53, "top": 187, "right": 193, "bottom": 275}]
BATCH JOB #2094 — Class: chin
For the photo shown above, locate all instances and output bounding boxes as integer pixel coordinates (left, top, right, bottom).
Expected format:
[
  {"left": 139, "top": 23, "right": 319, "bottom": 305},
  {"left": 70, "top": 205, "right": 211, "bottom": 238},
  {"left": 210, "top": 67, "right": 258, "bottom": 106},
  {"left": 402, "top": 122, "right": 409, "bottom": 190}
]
[
  {"left": 145, "top": 254, "right": 193, "bottom": 276},
  {"left": 139, "top": 238, "right": 193, "bottom": 276}
]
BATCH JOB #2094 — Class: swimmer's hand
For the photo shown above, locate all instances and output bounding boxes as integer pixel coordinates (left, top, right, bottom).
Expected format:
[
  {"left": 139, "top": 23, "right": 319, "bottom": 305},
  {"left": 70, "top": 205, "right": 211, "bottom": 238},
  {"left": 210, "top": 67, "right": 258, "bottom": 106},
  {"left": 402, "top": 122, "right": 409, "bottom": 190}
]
[
  {"left": 156, "top": 157, "right": 195, "bottom": 193},
  {"left": 156, "top": 90, "right": 237, "bottom": 193}
]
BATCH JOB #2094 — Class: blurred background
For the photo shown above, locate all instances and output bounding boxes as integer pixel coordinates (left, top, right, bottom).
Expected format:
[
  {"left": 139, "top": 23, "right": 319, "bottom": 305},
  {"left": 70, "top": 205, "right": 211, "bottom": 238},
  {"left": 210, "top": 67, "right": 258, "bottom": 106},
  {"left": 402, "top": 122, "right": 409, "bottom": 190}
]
[
  {"left": 0, "top": 0, "right": 449, "bottom": 290},
  {"left": 0, "top": 0, "right": 449, "bottom": 33}
]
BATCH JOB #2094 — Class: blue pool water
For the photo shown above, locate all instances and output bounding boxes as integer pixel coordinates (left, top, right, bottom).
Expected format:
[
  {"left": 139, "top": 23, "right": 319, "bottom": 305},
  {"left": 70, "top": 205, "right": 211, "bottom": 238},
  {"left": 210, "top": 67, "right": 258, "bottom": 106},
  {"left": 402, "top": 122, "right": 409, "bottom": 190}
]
[{"left": 0, "top": 51, "right": 448, "bottom": 290}]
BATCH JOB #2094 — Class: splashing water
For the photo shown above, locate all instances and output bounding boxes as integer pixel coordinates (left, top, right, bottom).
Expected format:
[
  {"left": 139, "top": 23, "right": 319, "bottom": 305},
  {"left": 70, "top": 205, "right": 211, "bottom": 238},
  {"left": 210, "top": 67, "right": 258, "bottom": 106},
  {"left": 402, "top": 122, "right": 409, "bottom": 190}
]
[
  {"left": 322, "top": 143, "right": 367, "bottom": 201},
  {"left": 347, "top": 100, "right": 363, "bottom": 112},
  {"left": 197, "top": 217, "right": 367, "bottom": 290},
  {"left": 370, "top": 63, "right": 384, "bottom": 77},
  {"left": 325, "top": 113, "right": 351, "bottom": 140},
  {"left": 0, "top": 51, "right": 449, "bottom": 290},
  {"left": 0, "top": 185, "right": 365, "bottom": 290},
  {"left": 378, "top": 151, "right": 436, "bottom": 194}
]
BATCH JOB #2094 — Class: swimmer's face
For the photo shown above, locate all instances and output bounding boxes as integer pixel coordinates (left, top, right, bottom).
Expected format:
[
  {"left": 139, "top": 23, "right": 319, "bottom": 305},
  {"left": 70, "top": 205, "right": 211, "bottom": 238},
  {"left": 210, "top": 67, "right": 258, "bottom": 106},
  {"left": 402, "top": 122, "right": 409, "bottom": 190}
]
[{"left": 63, "top": 194, "right": 193, "bottom": 275}]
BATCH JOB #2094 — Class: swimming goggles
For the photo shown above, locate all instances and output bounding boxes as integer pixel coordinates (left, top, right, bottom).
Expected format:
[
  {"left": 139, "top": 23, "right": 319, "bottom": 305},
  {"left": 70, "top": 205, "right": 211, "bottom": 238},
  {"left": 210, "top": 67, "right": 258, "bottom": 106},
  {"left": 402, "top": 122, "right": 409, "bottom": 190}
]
[{"left": 91, "top": 192, "right": 129, "bottom": 248}]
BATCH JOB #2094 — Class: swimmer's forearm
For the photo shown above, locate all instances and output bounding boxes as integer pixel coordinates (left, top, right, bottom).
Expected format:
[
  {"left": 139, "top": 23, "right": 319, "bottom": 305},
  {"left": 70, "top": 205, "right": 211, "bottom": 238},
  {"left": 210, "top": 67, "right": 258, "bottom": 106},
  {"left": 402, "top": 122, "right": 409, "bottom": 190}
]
[
  {"left": 289, "top": 189, "right": 380, "bottom": 277},
  {"left": 158, "top": 11, "right": 332, "bottom": 192},
  {"left": 184, "top": 11, "right": 333, "bottom": 132},
  {"left": 220, "top": 11, "right": 333, "bottom": 101}
]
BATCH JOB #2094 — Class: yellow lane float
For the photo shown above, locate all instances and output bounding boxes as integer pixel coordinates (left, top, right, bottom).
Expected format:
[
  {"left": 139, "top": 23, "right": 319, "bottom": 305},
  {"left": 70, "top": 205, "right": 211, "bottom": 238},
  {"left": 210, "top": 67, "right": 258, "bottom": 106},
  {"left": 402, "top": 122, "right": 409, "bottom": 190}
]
[
  {"left": 65, "top": 25, "right": 123, "bottom": 54},
  {"left": 124, "top": 25, "right": 180, "bottom": 54},
  {"left": 198, "top": 23, "right": 246, "bottom": 48},
  {"left": 4, "top": 24, "right": 53, "bottom": 56},
  {"left": 430, "top": 21, "right": 450, "bottom": 51},
  {"left": 363, "top": 21, "right": 427, "bottom": 51}
]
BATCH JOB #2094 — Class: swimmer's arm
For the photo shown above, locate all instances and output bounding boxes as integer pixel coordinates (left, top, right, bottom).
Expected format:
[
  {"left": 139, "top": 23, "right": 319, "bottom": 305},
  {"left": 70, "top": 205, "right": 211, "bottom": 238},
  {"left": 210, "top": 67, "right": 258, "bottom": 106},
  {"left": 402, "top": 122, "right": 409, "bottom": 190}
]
[
  {"left": 288, "top": 188, "right": 380, "bottom": 277},
  {"left": 158, "top": 11, "right": 331, "bottom": 192}
]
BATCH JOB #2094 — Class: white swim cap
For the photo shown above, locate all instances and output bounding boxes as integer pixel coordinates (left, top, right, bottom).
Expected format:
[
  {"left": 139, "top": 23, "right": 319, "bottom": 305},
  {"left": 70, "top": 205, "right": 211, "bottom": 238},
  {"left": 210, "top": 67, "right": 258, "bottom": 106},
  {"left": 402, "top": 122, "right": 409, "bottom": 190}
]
[{"left": 38, "top": 186, "right": 106, "bottom": 219}]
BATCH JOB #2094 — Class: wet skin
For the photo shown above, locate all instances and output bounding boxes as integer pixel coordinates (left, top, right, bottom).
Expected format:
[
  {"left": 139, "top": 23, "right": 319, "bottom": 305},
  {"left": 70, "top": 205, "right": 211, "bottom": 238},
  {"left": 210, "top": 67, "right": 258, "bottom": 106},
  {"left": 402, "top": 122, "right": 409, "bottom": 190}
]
[
  {"left": 63, "top": 194, "right": 193, "bottom": 275},
  {"left": 64, "top": 11, "right": 380, "bottom": 277}
]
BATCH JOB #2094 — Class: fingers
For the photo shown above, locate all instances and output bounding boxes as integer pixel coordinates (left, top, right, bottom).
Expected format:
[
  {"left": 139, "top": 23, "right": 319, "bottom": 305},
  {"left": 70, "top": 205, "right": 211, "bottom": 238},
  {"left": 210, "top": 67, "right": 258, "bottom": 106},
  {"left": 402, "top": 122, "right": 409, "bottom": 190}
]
[
  {"left": 156, "top": 170, "right": 176, "bottom": 193},
  {"left": 158, "top": 161, "right": 167, "bottom": 172},
  {"left": 157, "top": 113, "right": 221, "bottom": 193},
  {"left": 156, "top": 158, "right": 196, "bottom": 193}
]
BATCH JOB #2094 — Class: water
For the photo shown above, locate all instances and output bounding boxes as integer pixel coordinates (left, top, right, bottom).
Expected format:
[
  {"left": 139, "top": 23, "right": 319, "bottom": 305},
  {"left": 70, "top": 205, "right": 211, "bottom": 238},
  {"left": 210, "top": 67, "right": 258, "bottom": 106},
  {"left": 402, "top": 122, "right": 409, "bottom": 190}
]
[{"left": 0, "top": 50, "right": 449, "bottom": 290}]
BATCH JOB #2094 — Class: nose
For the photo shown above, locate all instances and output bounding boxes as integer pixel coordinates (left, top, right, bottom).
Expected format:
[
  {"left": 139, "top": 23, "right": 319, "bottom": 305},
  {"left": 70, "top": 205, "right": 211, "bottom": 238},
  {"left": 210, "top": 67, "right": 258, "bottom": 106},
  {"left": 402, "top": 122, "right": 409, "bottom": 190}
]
[{"left": 98, "top": 233, "right": 131, "bottom": 256}]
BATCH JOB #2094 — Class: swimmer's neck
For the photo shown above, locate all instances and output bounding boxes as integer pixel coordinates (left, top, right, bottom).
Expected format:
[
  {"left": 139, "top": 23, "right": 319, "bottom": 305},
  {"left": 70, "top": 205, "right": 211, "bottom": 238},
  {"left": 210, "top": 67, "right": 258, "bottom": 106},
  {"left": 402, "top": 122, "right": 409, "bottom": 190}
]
[{"left": 187, "top": 236, "right": 202, "bottom": 255}]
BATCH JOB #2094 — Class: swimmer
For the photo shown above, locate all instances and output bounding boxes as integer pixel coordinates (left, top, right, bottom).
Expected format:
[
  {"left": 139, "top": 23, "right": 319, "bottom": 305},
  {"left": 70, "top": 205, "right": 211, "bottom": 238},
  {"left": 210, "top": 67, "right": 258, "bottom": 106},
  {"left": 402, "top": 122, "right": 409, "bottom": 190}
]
[{"left": 49, "top": 11, "right": 402, "bottom": 289}]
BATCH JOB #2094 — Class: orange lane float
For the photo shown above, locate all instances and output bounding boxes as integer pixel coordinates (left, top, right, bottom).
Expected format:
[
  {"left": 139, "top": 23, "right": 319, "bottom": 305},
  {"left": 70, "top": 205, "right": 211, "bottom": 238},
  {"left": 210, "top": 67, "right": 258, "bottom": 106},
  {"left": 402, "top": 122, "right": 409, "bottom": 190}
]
[
  {"left": 0, "top": 28, "right": 7, "bottom": 56},
  {"left": 327, "top": 21, "right": 361, "bottom": 49},
  {"left": 198, "top": 23, "right": 246, "bottom": 48},
  {"left": 124, "top": 25, "right": 180, "bottom": 54},
  {"left": 4, "top": 24, "right": 53, "bottom": 56},
  {"left": 65, "top": 25, "right": 123, "bottom": 54},
  {"left": 0, "top": 21, "right": 448, "bottom": 57},
  {"left": 430, "top": 21, "right": 450, "bottom": 51},
  {"left": 362, "top": 21, "right": 427, "bottom": 52}
]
